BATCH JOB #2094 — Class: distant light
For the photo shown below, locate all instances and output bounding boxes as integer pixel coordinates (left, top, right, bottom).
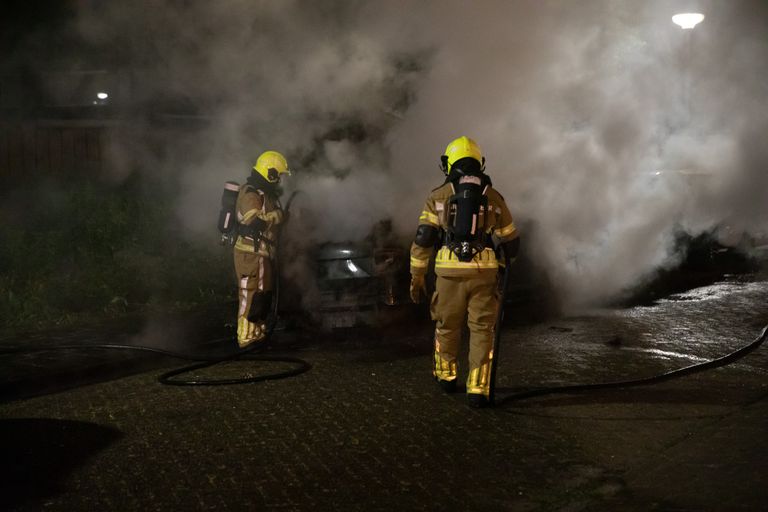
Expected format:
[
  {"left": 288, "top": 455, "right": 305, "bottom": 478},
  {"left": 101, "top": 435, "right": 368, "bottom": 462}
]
[
  {"left": 655, "top": 171, "right": 662, "bottom": 176},
  {"left": 96, "top": 92, "right": 109, "bottom": 100},
  {"left": 672, "top": 13, "right": 705, "bottom": 30}
]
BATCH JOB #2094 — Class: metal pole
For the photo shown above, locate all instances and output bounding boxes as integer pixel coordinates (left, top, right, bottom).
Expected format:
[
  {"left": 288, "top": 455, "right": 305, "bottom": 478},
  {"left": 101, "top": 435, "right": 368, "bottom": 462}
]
[{"left": 488, "top": 254, "right": 511, "bottom": 406}]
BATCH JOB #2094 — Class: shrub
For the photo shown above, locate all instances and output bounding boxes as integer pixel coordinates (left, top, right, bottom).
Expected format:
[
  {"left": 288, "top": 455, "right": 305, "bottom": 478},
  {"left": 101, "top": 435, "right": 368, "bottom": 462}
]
[{"left": 0, "top": 174, "right": 233, "bottom": 332}]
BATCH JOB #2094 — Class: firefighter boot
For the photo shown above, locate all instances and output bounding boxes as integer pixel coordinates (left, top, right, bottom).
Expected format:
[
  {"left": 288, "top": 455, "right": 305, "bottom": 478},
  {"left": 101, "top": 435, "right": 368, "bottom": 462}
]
[
  {"left": 467, "top": 393, "right": 490, "bottom": 408},
  {"left": 237, "top": 317, "right": 265, "bottom": 348},
  {"left": 433, "top": 350, "right": 458, "bottom": 393},
  {"left": 466, "top": 361, "right": 491, "bottom": 408}
]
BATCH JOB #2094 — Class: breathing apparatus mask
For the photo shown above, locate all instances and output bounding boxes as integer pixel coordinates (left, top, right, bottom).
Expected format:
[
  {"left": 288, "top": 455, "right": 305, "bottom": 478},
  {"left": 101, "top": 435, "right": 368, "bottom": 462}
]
[
  {"left": 440, "top": 155, "right": 485, "bottom": 177},
  {"left": 247, "top": 172, "right": 282, "bottom": 199}
]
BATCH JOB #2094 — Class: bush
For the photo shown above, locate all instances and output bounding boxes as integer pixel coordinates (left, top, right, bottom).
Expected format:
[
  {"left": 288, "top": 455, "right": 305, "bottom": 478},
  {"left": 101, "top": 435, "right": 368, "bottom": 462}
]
[{"left": 0, "top": 174, "right": 233, "bottom": 332}]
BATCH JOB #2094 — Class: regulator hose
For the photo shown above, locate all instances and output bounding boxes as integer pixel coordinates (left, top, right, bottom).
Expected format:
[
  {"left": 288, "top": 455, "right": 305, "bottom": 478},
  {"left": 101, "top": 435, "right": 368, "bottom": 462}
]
[{"left": 497, "top": 323, "right": 768, "bottom": 405}]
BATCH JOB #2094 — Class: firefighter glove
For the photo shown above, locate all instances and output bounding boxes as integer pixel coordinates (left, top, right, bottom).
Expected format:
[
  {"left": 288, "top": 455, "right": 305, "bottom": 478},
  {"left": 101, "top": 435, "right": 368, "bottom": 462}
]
[
  {"left": 410, "top": 274, "right": 427, "bottom": 304},
  {"left": 262, "top": 209, "right": 284, "bottom": 225}
]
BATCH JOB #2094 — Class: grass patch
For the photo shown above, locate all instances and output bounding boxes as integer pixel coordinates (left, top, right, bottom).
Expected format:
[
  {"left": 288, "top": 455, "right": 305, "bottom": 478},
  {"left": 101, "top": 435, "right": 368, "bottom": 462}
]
[{"left": 0, "top": 174, "right": 233, "bottom": 334}]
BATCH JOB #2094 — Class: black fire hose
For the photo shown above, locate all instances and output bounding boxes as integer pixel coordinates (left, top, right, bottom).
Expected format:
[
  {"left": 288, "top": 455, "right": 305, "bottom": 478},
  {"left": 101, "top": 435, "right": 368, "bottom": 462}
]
[
  {"left": 496, "top": 323, "right": 768, "bottom": 405},
  {"left": 156, "top": 346, "right": 311, "bottom": 386},
  {"left": 0, "top": 341, "right": 311, "bottom": 386}
]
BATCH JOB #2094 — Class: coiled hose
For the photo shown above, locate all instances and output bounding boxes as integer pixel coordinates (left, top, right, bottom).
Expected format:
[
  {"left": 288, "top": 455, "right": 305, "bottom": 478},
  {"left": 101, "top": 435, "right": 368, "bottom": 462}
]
[{"left": 0, "top": 340, "right": 311, "bottom": 386}]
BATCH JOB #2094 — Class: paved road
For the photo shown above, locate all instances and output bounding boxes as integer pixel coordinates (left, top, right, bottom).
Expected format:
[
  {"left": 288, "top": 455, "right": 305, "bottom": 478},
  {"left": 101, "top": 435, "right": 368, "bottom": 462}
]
[{"left": 1, "top": 279, "right": 767, "bottom": 511}]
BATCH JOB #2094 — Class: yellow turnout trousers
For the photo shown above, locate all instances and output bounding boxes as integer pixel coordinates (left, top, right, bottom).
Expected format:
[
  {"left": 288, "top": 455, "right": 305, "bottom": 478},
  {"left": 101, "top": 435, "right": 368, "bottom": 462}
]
[
  {"left": 430, "top": 272, "right": 498, "bottom": 396},
  {"left": 234, "top": 250, "right": 274, "bottom": 348}
]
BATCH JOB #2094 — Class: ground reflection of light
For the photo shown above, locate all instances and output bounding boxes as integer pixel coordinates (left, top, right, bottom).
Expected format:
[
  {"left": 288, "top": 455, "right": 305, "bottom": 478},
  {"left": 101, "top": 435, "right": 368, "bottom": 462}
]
[
  {"left": 660, "top": 283, "right": 741, "bottom": 303},
  {"left": 625, "top": 347, "right": 708, "bottom": 362},
  {"left": 345, "top": 259, "right": 359, "bottom": 273}
]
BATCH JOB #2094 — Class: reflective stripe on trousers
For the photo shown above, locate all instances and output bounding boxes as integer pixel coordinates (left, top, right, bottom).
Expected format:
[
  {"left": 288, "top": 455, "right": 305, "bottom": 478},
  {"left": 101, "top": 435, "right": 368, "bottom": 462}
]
[{"left": 430, "top": 273, "right": 498, "bottom": 396}]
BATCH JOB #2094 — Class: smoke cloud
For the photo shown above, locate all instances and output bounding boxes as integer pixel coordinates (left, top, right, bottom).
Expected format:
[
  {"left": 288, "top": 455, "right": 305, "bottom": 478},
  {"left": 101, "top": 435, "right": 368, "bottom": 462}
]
[{"left": 73, "top": 0, "right": 768, "bottom": 309}]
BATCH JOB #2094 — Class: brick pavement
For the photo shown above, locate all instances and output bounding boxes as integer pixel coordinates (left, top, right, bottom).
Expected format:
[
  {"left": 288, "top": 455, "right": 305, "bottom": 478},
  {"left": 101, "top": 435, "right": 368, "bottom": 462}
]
[
  {"left": 0, "top": 305, "right": 235, "bottom": 401},
  {"left": 1, "top": 279, "right": 767, "bottom": 511}
]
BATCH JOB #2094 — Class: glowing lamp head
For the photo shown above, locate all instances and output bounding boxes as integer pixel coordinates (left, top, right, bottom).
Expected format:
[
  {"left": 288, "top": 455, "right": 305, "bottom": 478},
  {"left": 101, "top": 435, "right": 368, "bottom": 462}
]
[
  {"left": 96, "top": 92, "right": 109, "bottom": 100},
  {"left": 672, "top": 13, "right": 705, "bottom": 30}
]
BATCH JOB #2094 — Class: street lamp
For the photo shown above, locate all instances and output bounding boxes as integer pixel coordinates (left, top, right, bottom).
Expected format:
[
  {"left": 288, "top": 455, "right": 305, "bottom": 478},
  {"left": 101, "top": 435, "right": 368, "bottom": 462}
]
[
  {"left": 672, "top": 13, "right": 704, "bottom": 30},
  {"left": 671, "top": 13, "right": 704, "bottom": 124},
  {"left": 93, "top": 91, "right": 110, "bottom": 106}
]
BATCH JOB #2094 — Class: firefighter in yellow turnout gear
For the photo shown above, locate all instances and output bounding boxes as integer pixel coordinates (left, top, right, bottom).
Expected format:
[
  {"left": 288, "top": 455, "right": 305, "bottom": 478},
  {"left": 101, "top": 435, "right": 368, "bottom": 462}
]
[
  {"left": 234, "top": 150, "right": 290, "bottom": 348},
  {"left": 410, "top": 136, "right": 519, "bottom": 408}
]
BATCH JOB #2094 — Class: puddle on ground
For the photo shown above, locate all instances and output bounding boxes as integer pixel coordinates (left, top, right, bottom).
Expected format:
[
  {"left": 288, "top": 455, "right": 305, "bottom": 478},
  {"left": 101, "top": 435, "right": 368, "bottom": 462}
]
[
  {"left": 660, "top": 282, "right": 758, "bottom": 303},
  {"left": 623, "top": 347, "right": 709, "bottom": 363}
]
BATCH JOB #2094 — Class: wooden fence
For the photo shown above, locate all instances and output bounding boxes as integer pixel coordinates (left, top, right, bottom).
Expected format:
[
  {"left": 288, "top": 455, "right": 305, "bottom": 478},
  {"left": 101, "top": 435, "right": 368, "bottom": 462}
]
[{"left": 0, "top": 120, "right": 116, "bottom": 184}]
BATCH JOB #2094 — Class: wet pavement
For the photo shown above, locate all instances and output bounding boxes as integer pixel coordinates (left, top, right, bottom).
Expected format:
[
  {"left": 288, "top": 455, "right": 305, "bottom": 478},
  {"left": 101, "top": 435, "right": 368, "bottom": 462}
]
[
  {"left": 0, "top": 306, "right": 235, "bottom": 402},
  {"left": 1, "top": 278, "right": 767, "bottom": 511}
]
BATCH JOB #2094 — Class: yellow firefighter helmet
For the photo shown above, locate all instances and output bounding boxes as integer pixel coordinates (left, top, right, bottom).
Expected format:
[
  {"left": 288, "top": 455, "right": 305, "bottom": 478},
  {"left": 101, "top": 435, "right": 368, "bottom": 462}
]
[
  {"left": 442, "top": 136, "right": 483, "bottom": 175},
  {"left": 253, "top": 150, "right": 290, "bottom": 183}
]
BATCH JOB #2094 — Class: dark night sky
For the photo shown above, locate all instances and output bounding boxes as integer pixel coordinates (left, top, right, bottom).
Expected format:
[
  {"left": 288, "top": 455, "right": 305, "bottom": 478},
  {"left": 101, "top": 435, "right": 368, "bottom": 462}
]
[{"left": 1, "top": 0, "right": 115, "bottom": 71}]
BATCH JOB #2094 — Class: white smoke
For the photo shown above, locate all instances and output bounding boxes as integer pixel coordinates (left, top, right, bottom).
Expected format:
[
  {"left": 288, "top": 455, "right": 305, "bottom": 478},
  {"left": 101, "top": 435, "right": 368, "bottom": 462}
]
[
  {"left": 386, "top": 0, "right": 768, "bottom": 307},
  {"left": 74, "top": 0, "right": 768, "bottom": 308}
]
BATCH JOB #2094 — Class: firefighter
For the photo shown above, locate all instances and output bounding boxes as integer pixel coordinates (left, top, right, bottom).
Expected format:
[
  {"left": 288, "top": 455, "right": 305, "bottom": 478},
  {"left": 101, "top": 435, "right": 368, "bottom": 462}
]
[
  {"left": 234, "top": 150, "right": 290, "bottom": 348},
  {"left": 409, "top": 136, "right": 520, "bottom": 407}
]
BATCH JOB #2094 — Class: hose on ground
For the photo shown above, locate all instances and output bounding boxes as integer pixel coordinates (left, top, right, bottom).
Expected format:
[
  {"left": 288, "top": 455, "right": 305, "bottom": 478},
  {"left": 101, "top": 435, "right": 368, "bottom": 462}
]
[
  {"left": 497, "top": 323, "right": 768, "bottom": 405},
  {"left": 0, "top": 336, "right": 312, "bottom": 386}
]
